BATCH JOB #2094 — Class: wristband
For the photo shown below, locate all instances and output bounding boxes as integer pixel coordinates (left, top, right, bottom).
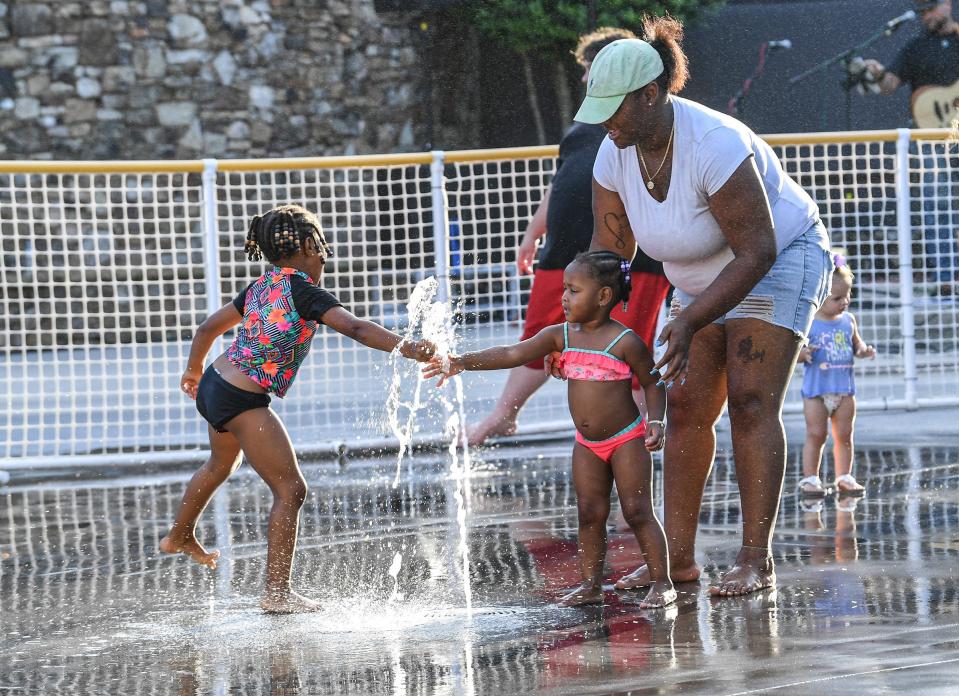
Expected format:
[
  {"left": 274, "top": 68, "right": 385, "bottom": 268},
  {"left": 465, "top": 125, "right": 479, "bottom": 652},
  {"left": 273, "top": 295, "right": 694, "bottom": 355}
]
[{"left": 647, "top": 419, "right": 665, "bottom": 430}]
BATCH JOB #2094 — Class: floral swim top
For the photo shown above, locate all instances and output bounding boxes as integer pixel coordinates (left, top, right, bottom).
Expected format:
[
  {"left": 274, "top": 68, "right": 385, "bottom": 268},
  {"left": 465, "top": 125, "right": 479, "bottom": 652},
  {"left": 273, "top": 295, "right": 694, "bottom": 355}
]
[{"left": 225, "top": 267, "right": 341, "bottom": 397}]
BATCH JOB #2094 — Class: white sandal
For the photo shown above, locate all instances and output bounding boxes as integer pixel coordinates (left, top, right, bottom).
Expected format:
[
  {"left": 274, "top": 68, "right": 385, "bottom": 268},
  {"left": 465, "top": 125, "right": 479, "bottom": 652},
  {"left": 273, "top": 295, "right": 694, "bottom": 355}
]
[
  {"left": 798, "top": 475, "right": 827, "bottom": 498},
  {"left": 834, "top": 473, "right": 865, "bottom": 497}
]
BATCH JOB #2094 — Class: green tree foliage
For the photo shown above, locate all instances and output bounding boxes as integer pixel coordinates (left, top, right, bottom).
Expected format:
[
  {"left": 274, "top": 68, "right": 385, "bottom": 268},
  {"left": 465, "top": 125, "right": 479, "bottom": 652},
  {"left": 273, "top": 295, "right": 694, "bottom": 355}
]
[
  {"left": 469, "top": 0, "right": 725, "bottom": 59},
  {"left": 461, "top": 0, "right": 726, "bottom": 143}
]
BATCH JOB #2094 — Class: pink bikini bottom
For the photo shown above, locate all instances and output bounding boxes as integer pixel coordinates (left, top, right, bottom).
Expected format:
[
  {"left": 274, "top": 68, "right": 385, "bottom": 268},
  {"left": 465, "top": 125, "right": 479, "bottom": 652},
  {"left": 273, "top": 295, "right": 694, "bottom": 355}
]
[{"left": 575, "top": 415, "right": 646, "bottom": 464}]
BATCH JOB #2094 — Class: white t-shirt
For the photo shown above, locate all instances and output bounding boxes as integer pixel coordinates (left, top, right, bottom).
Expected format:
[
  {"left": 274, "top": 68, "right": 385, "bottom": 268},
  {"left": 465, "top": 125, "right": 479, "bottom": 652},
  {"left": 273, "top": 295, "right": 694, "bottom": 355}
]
[{"left": 593, "top": 97, "right": 820, "bottom": 295}]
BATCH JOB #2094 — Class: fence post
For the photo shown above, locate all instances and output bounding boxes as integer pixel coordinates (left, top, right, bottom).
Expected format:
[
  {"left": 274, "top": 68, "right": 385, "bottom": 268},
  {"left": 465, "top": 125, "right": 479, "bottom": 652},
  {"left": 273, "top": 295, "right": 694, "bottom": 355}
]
[
  {"left": 430, "top": 150, "right": 451, "bottom": 304},
  {"left": 201, "top": 159, "right": 221, "bottom": 315},
  {"left": 895, "top": 129, "right": 918, "bottom": 410}
]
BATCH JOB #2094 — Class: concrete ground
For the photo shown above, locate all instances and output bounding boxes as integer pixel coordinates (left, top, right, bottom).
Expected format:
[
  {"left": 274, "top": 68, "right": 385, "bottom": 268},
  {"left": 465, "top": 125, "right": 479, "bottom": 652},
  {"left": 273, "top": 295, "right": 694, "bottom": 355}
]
[
  {"left": 3, "top": 413, "right": 959, "bottom": 695},
  {"left": 781, "top": 405, "right": 959, "bottom": 446}
]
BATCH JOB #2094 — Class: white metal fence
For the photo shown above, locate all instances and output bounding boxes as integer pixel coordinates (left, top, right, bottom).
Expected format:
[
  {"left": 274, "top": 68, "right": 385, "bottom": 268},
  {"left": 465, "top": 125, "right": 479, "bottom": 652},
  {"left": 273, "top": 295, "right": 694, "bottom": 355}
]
[{"left": 1, "top": 129, "right": 958, "bottom": 468}]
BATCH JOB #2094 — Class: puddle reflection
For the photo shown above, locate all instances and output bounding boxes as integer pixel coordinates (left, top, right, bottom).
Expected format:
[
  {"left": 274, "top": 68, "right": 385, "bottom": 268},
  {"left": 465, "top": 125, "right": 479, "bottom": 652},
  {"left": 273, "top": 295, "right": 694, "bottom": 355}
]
[{"left": 3, "top": 445, "right": 959, "bottom": 694}]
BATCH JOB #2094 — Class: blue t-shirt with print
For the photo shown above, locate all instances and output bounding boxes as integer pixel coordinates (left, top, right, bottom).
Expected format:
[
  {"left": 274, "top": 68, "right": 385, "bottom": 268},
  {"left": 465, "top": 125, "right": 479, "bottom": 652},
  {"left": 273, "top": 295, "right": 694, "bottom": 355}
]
[{"left": 802, "top": 313, "right": 856, "bottom": 398}]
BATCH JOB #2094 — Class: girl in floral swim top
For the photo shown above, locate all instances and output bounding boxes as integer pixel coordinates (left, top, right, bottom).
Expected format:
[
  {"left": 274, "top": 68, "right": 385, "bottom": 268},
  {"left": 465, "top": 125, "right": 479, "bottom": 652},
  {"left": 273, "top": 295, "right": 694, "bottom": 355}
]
[
  {"left": 424, "top": 251, "right": 671, "bottom": 609},
  {"left": 160, "top": 204, "right": 435, "bottom": 614}
]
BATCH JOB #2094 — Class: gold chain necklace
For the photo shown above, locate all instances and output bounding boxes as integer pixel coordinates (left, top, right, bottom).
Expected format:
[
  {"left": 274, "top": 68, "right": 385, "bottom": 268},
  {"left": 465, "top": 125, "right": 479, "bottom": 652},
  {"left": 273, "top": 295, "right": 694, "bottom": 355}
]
[{"left": 637, "top": 126, "right": 674, "bottom": 191}]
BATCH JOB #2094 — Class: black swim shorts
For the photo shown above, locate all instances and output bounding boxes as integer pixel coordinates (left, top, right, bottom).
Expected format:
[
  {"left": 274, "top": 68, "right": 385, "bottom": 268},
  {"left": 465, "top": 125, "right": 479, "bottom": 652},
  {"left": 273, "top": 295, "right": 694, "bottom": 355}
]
[{"left": 195, "top": 365, "right": 271, "bottom": 433}]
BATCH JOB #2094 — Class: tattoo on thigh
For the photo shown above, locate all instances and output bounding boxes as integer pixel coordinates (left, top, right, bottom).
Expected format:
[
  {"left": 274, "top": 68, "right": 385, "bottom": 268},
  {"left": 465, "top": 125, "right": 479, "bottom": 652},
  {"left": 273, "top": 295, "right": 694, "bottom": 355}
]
[
  {"left": 737, "top": 336, "right": 765, "bottom": 363},
  {"left": 602, "top": 212, "right": 631, "bottom": 251}
]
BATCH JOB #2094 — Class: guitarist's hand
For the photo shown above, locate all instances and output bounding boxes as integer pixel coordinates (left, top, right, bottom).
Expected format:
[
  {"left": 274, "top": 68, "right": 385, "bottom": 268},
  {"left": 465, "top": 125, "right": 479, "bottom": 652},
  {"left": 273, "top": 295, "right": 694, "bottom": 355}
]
[
  {"left": 862, "top": 59, "right": 885, "bottom": 79},
  {"left": 860, "top": 59, "right": 899, "bottom": 96}
]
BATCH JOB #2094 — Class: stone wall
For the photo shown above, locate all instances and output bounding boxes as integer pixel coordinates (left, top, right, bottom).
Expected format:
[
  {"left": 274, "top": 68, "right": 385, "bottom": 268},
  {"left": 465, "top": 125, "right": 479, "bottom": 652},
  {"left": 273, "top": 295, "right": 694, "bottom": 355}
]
[{"left": 0, "top": 0, "right": 425, "bottom": 159}]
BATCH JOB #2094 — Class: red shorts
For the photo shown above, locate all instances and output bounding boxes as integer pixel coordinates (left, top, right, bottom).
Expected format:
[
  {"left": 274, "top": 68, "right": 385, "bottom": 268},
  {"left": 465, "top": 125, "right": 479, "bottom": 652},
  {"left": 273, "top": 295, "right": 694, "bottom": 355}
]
[{"left": 520, "top": 268, "right": 670, "bottom": 387}]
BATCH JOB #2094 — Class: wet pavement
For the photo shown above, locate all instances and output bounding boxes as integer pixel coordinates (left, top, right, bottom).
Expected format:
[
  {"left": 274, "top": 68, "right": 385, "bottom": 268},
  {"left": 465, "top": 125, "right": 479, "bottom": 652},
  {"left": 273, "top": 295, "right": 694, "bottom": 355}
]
[{"left": 3, "top": 441, "right": 959, "bottom": 695}]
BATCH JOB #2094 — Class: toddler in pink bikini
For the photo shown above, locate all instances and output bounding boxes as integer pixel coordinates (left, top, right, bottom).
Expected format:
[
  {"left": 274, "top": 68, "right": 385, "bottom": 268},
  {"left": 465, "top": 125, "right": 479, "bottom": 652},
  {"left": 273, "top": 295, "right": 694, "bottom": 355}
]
[{"left": 424, "top": 251, "right": 671, "bottom": 608}]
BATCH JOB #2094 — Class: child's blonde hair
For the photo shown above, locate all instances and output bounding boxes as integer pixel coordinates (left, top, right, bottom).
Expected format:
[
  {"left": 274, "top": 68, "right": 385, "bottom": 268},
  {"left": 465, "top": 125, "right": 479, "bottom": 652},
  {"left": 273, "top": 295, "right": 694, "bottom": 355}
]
[{"left": 832, "top": 254, "right": 854, "bottom": 285}]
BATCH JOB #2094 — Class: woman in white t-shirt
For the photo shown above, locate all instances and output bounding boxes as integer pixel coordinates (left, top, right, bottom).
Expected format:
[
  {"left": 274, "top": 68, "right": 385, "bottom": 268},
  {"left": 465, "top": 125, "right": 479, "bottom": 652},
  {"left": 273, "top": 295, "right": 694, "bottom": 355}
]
[{"left": 567, "top": 17, "right": 832, "bottom": 597}]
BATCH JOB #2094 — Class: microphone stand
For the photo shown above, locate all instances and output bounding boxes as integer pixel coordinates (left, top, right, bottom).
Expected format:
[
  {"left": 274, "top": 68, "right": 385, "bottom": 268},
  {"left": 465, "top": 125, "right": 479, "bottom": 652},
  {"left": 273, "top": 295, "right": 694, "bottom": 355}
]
[
  {"left": 728, "top": 42, "right": 771, "bottom": 122},
  {"left": 788, "top": 18, "right": 911, "bottom": 130}
]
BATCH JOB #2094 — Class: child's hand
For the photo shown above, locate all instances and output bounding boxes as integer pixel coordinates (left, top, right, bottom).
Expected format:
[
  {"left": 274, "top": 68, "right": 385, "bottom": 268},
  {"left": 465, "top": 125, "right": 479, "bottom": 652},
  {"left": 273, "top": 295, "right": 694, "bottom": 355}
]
[
  {"left": 856, "top": 344, "right": 877, "bottom": 359},
  {"left": 543, "top": 351, "right": 566, "bottom": 380},
  {"left": 798, "top": 345, "right": 814, "bottom": 364},
  {"left": 422, "top": 354, "right": 463, "bottom": 387},
  {"left": 180, "top": 368, "right": 202, "bottom": 400},
  {"left": 399, "top": 338, "right": 436, "bottom": 362},
  {"left": 644, "top": 420, "right": 665, "bottom": 452}
]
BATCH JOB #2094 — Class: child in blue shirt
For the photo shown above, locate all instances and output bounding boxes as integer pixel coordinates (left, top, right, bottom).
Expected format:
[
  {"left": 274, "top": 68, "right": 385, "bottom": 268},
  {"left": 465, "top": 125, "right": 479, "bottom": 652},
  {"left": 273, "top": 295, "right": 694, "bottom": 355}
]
[{"left": 797, "top": 258, "right": 875, "bottom": 497}]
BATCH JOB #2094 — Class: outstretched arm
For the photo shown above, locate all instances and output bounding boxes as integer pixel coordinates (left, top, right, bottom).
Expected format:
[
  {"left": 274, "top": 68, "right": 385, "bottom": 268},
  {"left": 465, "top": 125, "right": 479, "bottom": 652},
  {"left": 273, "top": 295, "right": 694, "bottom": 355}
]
[
  {"left": 321, "top": 306, "right": 435, "bottom": 361},
  {"left": 424, "top": 326, "right": 563, "bottom": 385},
  {"left": 181, "top": 302, "right": 243, "bottom": 398}
]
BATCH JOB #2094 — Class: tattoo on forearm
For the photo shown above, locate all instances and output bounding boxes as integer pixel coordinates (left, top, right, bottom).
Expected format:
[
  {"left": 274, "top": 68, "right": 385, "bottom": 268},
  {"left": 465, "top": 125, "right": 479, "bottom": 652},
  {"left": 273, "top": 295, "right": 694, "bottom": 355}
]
[
  {"left": 736, "top": 336, "right": 765, "bottom": 364},
  {"left": 602, "top": 212, "right": 631, "bottom": 251}
]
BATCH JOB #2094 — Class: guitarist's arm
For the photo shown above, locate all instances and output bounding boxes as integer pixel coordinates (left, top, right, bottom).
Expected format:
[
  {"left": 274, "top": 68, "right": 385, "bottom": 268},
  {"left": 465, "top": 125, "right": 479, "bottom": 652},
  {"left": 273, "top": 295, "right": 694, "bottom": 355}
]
[{"left": 863, "top": 59, "right": 902, "bottom": 96}]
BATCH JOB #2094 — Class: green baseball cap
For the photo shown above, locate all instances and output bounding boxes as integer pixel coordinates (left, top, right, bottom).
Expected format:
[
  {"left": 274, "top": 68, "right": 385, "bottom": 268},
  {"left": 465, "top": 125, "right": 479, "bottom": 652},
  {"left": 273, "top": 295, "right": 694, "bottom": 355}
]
[{"left": 574, "top": 39, "right": 664, "bottom": 124}]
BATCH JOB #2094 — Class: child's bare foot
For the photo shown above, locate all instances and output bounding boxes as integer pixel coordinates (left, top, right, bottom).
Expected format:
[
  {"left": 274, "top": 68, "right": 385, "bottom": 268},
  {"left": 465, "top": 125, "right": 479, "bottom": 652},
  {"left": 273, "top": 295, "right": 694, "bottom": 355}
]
[
  {"left": 558, "top": 581, "right": 604, "bottom": 606},
  {"left": 834, "top": 473, "right": 865, "bottom": 496},
  {"left": 639, "top": 581, "right": 677, "bottom": 609},
  {"left": 709, "top": 547, "right": 775, "bottom": 597},
  {"left": 466, "top": 414, "right": 517, "bottom": 446},
  {"left": 159, "top": 534, "right": 219, "bottom": 569},
  {"left": 260, "top": 590, "right": 321, "bottom": 614},
  {"left": 614, "top": 562, "right": 701, "bottom": 590}
]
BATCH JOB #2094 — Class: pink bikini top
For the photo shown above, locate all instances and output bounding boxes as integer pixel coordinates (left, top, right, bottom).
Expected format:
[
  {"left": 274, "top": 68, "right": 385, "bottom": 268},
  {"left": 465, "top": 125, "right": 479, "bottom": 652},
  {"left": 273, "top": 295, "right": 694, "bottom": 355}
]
[{"left": 560, "top": 323, "right": 633, "bottom": 382}]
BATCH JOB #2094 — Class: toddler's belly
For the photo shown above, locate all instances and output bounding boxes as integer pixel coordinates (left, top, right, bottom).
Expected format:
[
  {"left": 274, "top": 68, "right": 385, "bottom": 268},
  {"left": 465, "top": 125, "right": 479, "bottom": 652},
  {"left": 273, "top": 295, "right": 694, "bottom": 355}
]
[{"left": 567, "top": 380, "right": 640, "bottom": 441}]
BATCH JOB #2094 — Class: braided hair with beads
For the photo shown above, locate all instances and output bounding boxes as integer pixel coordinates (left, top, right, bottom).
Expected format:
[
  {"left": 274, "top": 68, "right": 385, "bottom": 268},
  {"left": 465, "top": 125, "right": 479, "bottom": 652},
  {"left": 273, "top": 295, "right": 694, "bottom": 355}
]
[
  {"left": 573, "top": 250, "right": 633, "bottom": 311},
  {"left": 244, "top": 204, "right": 333, "bottom": 265}
]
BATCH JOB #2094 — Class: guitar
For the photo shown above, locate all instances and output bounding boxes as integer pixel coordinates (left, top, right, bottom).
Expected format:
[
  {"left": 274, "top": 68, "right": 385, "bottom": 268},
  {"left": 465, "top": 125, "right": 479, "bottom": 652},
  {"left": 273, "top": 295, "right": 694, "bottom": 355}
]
[{"left": 911, "top": 79, "right": 959, "bottom": 128}]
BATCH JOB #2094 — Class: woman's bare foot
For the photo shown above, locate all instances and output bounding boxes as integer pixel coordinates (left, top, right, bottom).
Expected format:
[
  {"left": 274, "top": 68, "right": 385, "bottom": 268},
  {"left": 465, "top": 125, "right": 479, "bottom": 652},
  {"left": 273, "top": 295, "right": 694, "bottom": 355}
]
[
  {"left": 159, "top": 533, "right": 219, "bottom": 569},
  {"left": 260, "top": 590, "right": 321, "bottom": 614},
  {"left": 709, "top": 547, "right": 775, "bottom": 597},
  {"left": 614, "top": 562, "right": 701, "bottom": 590},
  {"left": 466, "top": 414, "right": 517, "bottom": 446},
  {"left": 639, "top": 581, "right": 677, "bottom": 609},
  {"left": 834, "top": 474, "right": 865, "bottom": 496},
  {"left": 558, "top": 581, "right": 604, "bottom": 606}
]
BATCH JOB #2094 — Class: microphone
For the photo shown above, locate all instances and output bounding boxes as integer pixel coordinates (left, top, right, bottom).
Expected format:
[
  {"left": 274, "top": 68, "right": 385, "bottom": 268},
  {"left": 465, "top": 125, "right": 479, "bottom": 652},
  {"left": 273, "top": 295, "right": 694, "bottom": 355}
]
[
  {"left": 885, "top": 10, "right": 916, "bottom": 32},
  {"left": 766, "top": 40, "right": 792, "bottom": 50}
]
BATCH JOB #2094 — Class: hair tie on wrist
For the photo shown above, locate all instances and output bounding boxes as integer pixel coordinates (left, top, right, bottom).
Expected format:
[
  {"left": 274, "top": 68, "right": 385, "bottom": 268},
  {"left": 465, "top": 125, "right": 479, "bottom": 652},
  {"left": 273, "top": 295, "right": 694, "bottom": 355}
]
[{"left": 620, "top": 258, "right": 632, "bottom": 310}]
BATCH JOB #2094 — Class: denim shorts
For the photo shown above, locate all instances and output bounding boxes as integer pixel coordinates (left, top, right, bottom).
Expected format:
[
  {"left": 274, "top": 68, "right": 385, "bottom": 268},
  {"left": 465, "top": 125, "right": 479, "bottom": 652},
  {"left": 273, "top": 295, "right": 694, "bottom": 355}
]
[{"left": 669, "top": 223, "right": 833, "bottom": 340}]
